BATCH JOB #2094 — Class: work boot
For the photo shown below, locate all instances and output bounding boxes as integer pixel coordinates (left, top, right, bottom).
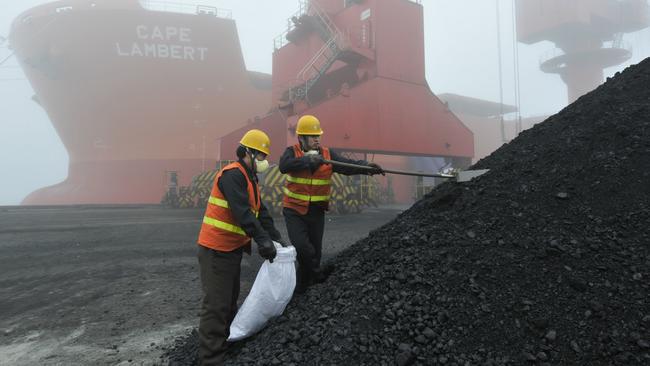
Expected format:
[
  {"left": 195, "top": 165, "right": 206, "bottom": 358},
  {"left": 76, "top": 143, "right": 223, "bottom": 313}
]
[
  {"left": 294, "top": 267, "right": 310, "bottom": 294},
  {"left": 294, "top": 281, "right": 308, "bottom": 295},
  {"left": 311, "top": 263, "right": 335, "bottom": 284},
  {"left": 322, "top": 262, "right": 335, "bottom": 277}
]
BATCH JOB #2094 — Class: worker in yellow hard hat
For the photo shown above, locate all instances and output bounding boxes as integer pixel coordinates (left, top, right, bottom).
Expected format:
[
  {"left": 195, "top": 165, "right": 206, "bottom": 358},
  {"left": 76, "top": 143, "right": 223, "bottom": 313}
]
[
  {"left": 280, "top": 115, "right": 384, "bottom": 294},
  {"left": 196, "top": 129, "right": 286, "bottom": 365}
]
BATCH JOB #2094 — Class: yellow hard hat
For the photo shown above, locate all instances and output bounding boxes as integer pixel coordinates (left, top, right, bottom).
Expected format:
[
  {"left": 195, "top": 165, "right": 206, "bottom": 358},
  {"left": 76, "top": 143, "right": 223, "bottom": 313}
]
[
  {"left": 296, "top": 115, "right": 323, "bottom": 136},
  {"left": 240, "top": 129, "right": 271, "bottom": 155}
]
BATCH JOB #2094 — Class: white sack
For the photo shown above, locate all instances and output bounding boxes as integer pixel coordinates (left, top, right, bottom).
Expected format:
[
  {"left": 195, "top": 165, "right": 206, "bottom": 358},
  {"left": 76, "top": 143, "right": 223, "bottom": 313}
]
[{"left": 228, "top": 242, "right": 296, "bottom": 341}]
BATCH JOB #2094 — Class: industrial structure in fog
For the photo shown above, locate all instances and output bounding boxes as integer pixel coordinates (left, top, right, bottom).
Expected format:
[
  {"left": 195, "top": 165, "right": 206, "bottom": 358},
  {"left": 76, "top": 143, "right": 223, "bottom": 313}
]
[
  {"left": 7, "top": 0, "right": 650, "bottom": 205},
  {"left": 517, "top": 0, "right": 650, "bottom": 102},
  {"left": 218, "top": 0, "right": 474, "bottom": 204}
]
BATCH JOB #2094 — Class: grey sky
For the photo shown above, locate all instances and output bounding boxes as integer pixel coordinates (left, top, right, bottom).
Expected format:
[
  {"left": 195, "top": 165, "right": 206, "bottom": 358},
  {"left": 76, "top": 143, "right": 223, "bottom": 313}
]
[{"left": 1, "top": 0, "right": 649, "bottom": 205}]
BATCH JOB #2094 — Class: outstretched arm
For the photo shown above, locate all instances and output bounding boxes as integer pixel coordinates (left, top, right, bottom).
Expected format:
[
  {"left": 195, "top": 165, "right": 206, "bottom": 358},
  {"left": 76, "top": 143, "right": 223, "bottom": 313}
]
[{"left": 330, "top": 149, "right": 384, "bottom": 175}]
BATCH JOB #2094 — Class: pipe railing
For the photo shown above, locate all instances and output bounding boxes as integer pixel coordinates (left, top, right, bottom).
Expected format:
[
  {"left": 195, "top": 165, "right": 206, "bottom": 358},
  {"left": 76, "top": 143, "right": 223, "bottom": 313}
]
[
  {"left": 538, "top": 41, "right": 633, "bottom": 68},
  {"left": 138, "top": 0, "right": 232, "bottom": 18},
  {"left": 297, "top": 32, "right": 341, "bottom": 82}
]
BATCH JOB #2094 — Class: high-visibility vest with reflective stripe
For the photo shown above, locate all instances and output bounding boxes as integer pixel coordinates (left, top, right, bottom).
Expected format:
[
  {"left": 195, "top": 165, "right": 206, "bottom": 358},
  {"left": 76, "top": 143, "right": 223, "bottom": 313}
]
[
  {"left": 282, "top": 145, "right": 333, "bottom": 215},
  {"left": 198, "top": 162, "right": 261, "bottom": 252}
]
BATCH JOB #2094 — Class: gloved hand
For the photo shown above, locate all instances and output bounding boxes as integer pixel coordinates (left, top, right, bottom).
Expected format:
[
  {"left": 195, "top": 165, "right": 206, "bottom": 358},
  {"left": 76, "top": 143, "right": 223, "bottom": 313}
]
[
  {"left": 307, "top": 153, "right": 323, "bottom": 165},
  {"left": 368, "top": 162, "right": 385, "bottom": 176},
  {"left": 305, "top": 154, "right": 323, "bottom": 172},
  {"left": 274, "top": 238, "right": 289, "bottom": 247},
  {"left": 257, "top": 238, "right": 277, "bottom": 263}
]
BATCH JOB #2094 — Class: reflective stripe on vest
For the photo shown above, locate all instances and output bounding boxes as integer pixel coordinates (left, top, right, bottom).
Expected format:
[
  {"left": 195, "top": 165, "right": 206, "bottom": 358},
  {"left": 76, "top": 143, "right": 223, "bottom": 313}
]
[
  {"left": 282, "top": 145, "right": 333, "bottom": 215},
  {"left": 202, "top": 216, "right": 246, "bottom": 236},
  {"left": 208, "top": 196, "right": 259, "bottom": 217},
  {"left": 283, "top": 187, "right": 330, "bottom": 202},
  {"left": 208, "top": 196, "right": 229, "bottom": 208},
  {"left": 285, "top": 176, "right": 331, "bottom": 186},
  {"left": 198, "top": 161, "right": 262, "bottom": 251}
]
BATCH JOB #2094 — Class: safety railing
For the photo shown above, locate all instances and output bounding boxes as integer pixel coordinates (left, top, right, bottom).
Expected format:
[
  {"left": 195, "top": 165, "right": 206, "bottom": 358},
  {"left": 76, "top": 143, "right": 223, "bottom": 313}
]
[
  {"left": 273, "top": 0, "right": 345, "bottom": 50},
  {"left": 297, "top": 32, "right": 341, "bottom": 83},
  {"left": 274, "top": 0, "right": 353, "bottom": 104},
  {"left": 272, "top": 77, "right": 302, "bottom": 104},
  {"left": 55, "top": 6, "right": 73, "bottom": 13},
  {"left": 609, "top": 40, "right": 633, "bottom": 53},
  {"left": 539, "top": 41, "right": 633, "bottom": 67},
  {"left": 310, "top": 0, "right": 344, "bottom": 45},
  {"left": 138, "top": 0, "right": 232, "bottom": 18},
  {"left": 612, "top": 32, "right": 624, "bottom": 49},
  {"left": 273, "top": 0, "right": 309, "bottom": 50}
]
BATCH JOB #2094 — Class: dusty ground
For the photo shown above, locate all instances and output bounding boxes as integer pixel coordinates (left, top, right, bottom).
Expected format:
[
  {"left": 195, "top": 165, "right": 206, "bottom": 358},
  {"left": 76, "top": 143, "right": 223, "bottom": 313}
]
[{"left": 0, "top": 204, "right": 406, "bottom": 366}]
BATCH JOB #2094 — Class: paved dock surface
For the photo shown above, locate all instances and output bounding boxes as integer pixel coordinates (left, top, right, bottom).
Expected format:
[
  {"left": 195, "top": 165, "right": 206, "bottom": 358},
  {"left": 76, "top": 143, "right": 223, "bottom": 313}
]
[{"left": 0, "top": 205, "right": 405, "bottom": 365}]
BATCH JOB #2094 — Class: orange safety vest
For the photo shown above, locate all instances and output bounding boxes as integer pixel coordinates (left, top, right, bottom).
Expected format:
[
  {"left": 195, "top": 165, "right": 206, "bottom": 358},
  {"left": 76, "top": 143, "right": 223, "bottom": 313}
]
[
  {"left": 197, "top": 162, "right": 261, "bottom": 252},
  {"left": 282, "top": 145, "right": 333, "bottom": 215}
]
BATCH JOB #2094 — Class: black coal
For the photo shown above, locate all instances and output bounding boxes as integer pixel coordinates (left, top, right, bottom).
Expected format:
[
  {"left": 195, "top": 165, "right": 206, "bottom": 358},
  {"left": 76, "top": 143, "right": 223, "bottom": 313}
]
[{"left": 163, "top": 58, "right": 650, "bottom": 365}]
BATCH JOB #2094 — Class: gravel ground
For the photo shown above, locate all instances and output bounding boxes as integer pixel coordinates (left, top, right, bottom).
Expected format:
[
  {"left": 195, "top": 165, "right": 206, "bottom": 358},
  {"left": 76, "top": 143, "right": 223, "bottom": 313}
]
[{"left": 0, "top": 204, "right": 405, "bottom": 366}]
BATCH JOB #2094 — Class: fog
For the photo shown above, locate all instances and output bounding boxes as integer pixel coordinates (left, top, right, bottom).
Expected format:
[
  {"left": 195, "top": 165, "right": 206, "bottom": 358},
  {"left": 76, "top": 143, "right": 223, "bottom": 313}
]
[{"left": 1, "top": 0, "right": 649, "bottom": 205}]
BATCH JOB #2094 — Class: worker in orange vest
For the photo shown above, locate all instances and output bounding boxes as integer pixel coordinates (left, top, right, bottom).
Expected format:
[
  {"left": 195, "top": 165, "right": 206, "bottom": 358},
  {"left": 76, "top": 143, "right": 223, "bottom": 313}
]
[
  {"left": 196, "top": 129, "right": 285, "bottom": 366},
  {"left": 280, "top": 115, "right": 384, "bottom": 294}
]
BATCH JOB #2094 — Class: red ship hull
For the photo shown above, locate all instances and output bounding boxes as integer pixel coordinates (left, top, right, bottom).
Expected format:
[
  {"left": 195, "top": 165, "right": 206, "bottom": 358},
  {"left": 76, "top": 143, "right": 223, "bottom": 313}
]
[{"left": 10, "top": 0, "right": 271, "bottom": 204}]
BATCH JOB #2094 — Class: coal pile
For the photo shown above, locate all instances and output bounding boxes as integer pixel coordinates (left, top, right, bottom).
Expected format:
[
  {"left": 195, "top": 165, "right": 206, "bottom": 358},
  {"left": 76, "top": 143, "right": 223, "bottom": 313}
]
[{"left": 164, "top": 58, "right": 650, "bottom": 365}]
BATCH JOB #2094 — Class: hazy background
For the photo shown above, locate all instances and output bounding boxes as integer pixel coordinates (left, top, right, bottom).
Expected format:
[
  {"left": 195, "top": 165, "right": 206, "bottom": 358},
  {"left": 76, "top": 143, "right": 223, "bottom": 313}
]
[{"left": 1, "top": 0, "right": 649, "bottom": 205}]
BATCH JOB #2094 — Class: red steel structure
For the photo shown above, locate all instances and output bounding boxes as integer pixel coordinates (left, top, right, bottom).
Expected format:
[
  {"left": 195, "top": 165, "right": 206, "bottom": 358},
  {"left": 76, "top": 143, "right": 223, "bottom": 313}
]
[
  {"left": 220, "top": 0, "right": 474, "bottom": 202},
  {"left": 517, "top": 0, "right": 650, "bottom": 103}
]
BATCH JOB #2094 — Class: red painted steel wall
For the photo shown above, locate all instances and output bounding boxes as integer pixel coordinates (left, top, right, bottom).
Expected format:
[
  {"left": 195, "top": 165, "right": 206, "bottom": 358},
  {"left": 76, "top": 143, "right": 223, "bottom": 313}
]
[
  {"left": 271, "top": 0, "right": 473, "bottom": 157},
  {"left": 284, "top": 78, "right": 472, "bottom": 158},
  {"left": 372, "top": 0, "right": 425, "bottom": 84},
  {"left": 218, "top": 111, "right": 289, "bottom": 162}
]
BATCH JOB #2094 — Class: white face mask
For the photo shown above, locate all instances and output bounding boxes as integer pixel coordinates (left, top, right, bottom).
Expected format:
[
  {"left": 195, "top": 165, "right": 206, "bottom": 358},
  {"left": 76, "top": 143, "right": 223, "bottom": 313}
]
[{"left": 255, "top": 159, "right": 270, "bottom": 173}]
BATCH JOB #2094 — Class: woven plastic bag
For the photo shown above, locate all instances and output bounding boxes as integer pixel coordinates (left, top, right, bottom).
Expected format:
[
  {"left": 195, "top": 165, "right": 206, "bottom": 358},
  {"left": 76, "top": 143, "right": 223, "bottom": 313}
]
[{"left": 228, "top": 242, "right": 296, "bottom": 341}]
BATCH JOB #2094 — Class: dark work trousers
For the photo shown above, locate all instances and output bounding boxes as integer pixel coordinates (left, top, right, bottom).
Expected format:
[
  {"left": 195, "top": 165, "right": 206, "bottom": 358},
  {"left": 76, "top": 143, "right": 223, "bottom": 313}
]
[
  {"left": 283, "top": 205, "right": 325, "bottom": 290},
  {"left": 197, "top": 245, "right": 243, "bottom": 366}
]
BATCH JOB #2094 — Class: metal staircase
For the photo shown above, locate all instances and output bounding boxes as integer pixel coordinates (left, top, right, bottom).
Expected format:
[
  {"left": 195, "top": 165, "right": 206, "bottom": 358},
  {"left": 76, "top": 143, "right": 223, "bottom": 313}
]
[{"left": 278, "top": 0, "right": 346, "bottom": 104}]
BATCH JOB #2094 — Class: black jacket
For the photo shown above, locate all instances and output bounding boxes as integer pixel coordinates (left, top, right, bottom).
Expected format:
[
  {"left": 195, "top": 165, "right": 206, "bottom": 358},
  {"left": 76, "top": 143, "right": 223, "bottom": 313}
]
[
  {"left": 217, "top": 160, "right": 281, "bottom": 245},
  {"left": 279, "top": 147, "right": 372, "bottom": 175}
]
